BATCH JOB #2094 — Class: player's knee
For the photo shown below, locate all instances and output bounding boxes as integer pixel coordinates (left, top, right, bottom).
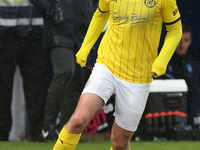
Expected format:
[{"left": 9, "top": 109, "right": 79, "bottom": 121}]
[{"left": 70, "top": 114, "right": 87, "bottom": 129}]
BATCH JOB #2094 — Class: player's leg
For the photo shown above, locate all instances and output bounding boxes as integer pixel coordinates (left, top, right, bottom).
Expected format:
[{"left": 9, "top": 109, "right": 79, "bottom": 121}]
[
  {"left": 66, "top": 93, "right": 105, "bottom": 133},
  {"left": 53, "top": 63, "right": 115, "bottom": 150},
  {"left": 110, "top": 122, "right": 134, "bottom": 150},
  {"left": 110, "top": 77, "right": 151, "bottom": 150},
  {"left": 53, "top": 93, "right": 104, "bottom": 150}
]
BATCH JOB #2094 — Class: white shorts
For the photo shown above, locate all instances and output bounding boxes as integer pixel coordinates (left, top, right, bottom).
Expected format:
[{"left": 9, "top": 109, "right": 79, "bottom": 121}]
[{"left": 82, "top": 63, "right": 151, "bottom": 131}]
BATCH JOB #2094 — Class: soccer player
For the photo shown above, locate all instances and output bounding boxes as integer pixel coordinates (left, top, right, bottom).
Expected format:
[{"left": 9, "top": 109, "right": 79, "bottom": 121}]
[{"left": 53, "top": 0, "right": 182, "bottom": 149}]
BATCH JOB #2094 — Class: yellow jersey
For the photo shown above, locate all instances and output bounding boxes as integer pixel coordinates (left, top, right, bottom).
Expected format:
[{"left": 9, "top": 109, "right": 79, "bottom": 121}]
[{"left": 96, "top": 0, "right": 181, "bottom": 83}]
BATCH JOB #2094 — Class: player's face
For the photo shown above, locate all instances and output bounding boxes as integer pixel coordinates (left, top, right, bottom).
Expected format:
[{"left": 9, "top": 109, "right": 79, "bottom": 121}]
[{"left": 176, "top": 32, "right": 192, "bottom": 55}]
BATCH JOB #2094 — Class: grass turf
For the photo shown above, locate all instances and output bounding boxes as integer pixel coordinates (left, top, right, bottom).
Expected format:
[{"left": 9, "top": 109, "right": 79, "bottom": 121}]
[{"left": 0, "top": 141, "right": 200, "bottom": 150}]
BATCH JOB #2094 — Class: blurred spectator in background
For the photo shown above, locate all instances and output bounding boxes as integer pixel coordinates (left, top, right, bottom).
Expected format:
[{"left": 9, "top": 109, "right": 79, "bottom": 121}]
[
  {"left": 162, "top": 24, "right": 200, "bottom": 129},
  {"left": 0, "top": 0, "right": 47, "bottom": 141},
  {"left": 73, "top": 0, "right": 99, "bottom": 92},
  {"left": 30, "top": 0, "right": 77, "bottom": 141},
  {"left": 70, "top": 0, "right": 98, "bottom": 94},
  {"left": 30, "top": 0, "right": 98, "bottom": 141},
  {"left": 74, "top": 0, "right": 98, "bottom": 49},
  {"left": 176, "top": 0, "right": 200, "bottom": 54}
]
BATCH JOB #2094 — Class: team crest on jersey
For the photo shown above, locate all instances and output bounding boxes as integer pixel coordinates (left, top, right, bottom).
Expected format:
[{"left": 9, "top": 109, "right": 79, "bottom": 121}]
[{"left": 144, "top": 0, "right": 156, "bottom": 8}]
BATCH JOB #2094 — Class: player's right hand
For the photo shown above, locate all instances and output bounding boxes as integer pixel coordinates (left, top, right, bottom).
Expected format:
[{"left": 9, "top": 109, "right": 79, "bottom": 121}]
[
  {"left": 151, "top": 72, "right": 158, "bottom": 78},
  {"left": 75, "top": 50, "right": 87, "bottom": 67}
]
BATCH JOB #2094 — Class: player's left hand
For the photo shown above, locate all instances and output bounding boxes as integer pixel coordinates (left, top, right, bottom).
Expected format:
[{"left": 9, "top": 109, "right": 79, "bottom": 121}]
[{"left": 151, "top": 72, "right": 158, "bottom": 78}]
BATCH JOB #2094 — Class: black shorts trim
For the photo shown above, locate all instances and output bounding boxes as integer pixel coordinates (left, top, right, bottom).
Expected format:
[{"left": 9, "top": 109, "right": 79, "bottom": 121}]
[
  {"left": 164, "top": 17, "right": 181, "bottom": 25},
  {"left": 98, "top": 5, "right": 109, "bottom": 13}
]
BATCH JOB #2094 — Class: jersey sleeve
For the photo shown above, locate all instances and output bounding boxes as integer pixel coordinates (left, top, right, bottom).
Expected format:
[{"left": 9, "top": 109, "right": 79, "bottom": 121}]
[
  {"left": 98, "top": 0, "right": 109, "bottom": 13},
  {"left": 75, "top": 6, "right": 109, "bottom": 67},
  {"left": 151, "top": 20, "right": 182, "bottom": 77},
  {"left": 161, "top": 0, "right": 181, "bottom": 24}
]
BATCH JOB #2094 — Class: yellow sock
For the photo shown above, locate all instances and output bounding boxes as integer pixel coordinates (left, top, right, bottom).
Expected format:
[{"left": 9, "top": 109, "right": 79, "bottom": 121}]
[{"left": 53, "top": 127, "right": 81, "bottom": 150}]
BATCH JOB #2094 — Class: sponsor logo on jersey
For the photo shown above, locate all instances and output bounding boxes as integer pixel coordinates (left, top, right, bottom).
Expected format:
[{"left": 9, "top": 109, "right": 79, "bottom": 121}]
[
  {"left": 112, "top": 12, "right": 151, "bottom": 25},
  {"left": 144, "top": 0, "right": 156, "bottom": 8}
]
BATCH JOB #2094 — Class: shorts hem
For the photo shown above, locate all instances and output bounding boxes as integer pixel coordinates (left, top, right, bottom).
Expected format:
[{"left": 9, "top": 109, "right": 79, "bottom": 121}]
[
  {"left": 81, "top": 91, "right": 107, "bottom": 104},
  {"left": 115, "top": 117, "right": 137, "bottom": 132}
]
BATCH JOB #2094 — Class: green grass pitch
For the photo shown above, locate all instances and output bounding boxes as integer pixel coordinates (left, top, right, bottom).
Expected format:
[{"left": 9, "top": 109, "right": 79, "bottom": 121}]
[{"left": 1, "top": 141, "right": 200, "bottom": 150}]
